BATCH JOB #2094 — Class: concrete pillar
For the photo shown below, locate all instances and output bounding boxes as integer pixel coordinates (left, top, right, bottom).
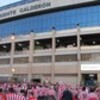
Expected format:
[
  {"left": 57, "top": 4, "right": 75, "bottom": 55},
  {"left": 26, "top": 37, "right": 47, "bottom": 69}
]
[
  {"left": 77, "top": 24, "right": 81, "bottom": 85},
  {"left": 10, "top": 34, "right": 16, "bottom": 79},
  {"left": 51, "top": 27, "right": 56, "bottom": 83},
  {"left": 28, "top": 32, "right": 34, "bottom": 82},
  {"left": 97, "top": 73, "right": 100, "bottom": 86}
]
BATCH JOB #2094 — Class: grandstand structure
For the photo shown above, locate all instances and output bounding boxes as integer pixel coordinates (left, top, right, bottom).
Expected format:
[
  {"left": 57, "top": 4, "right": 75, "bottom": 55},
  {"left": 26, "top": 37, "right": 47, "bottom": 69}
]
[{"left": 0, "top": 0, "right": 100, "bottom": 85}]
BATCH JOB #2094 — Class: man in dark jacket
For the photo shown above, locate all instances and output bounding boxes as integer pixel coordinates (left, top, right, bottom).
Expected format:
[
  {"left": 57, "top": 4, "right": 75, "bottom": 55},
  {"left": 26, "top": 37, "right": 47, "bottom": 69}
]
[{"left": 61, "top": 89, "right": 73, "bottom": 100}]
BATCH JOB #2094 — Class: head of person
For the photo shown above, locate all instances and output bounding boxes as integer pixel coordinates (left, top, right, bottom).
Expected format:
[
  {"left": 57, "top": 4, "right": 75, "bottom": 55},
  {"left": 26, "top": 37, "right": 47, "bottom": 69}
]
[
  {"left": 8, "top": 87, "right": 15, "bottom": 93},
  {"left": 0, "top": 88, "right": 3, "bottom": 93},
  {"left": 89, "top": 87, "right": 95, "bottom": 93},
  {"left": 20, "top": 89, "right": 26, "bottom": 96},
  {"left": 82, "top": 86, "right": 86, "bottom": 91},
  {"left": 96, "top": 87, "right": 100, "bottom": 93},
  {"left": 29, "top": 92, "right": 34, "bottom": 97}
]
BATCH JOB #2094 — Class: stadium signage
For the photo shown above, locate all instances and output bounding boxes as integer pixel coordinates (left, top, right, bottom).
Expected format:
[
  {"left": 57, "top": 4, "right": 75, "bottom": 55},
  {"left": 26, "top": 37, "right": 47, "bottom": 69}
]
[
  {"left": 0, "top": 0, "right": 95, "bottom": 20},
  {"left": 0, "top": 1, "right": 51, "bottom": 19},
  {"left": 81, "top": 64, "right": 100, "bottom": 71},
  {"left": 20, "top": 2, "right": 51, "bottom": 13}
]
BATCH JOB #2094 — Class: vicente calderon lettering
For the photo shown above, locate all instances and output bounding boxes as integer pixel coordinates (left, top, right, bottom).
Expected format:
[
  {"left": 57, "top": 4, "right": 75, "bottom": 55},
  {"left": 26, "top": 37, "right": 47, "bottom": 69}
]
[
  {"left": 0, "top": 2, "right": 51, "bottom": 19},
  {"left": 20, "top": 2, "right": 51, "bottom": 13},
  {"left": 0, "top": 0, "right": 95, "bottom": 20},
  {"left": 0, "top": 10, "right": 16, "bottom": 18}
]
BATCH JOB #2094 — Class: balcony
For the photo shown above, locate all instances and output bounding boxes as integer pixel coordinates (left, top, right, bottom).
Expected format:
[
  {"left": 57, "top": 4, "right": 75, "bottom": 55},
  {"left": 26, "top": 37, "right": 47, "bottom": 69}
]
[
  {"left": 0, "top": 52, "right": 11, "bottom": 57},
  {"left": 56, "top": 46, "right": 78, "bottom": 54},
  {"left": 13, "top": 57, "right": 29, "bottom": 64},
  {"left": 34, "top": 49, "right": 52, "bottom": 56},
  {"left": 0, "top": 58, "right": 10, "bottom": 65},
  {"left": 0, "top": 43, "right": 11, "bottom": 57},
  {"left": 14, "top": 50, "right": 29, "bottom": 55},
  {"left": 14, "top": 41, "right": 30, "bottom": 56},
  {"left": 34, "top": 32, "right": 52, "bottom": 39},
  {"left": 15, "top": 34, "right": 30, "bottom": 41},
  {"left": 81, "top": 53, "right": 100, "bottom": 62},
  {"left": 80, "top": 33, "right": 100, "bottom": 53},
  {"left": 81, "top": 45, "right": 100, "bottom": 53},
  {"left": 56, "top": 36, "right": 77, "bottom": 54},
  {"left": 34, "top": 56, "right": 52, "bottom": 63},
  {"left": 34, "top": 38, "right": 52, "bottom": 55},
  {"left": 55, "top": 54, "right": 77, "bottom": 62}
]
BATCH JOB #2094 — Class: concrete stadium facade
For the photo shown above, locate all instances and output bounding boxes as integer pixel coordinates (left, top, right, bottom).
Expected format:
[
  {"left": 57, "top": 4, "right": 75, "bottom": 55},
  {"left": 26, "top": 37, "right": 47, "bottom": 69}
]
[{"left": 0, "top": 0, "right": 100, "bottom": 86}]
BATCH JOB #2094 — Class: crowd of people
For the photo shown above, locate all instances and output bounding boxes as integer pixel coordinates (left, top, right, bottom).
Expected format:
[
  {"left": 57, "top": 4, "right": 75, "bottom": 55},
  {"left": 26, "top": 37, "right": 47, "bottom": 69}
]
[{"left": 0, "top": 81, "right": 99, "bottom": 100}]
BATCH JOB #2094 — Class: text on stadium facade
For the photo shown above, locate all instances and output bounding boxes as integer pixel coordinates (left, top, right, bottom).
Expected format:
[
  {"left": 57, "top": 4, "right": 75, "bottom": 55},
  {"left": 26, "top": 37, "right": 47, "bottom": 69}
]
[
  {"left": 0, "top": 2, "right": 51, "bottom": 19},
  {"left": 0, "top": 0, "right": 95, "bottom": 20}
]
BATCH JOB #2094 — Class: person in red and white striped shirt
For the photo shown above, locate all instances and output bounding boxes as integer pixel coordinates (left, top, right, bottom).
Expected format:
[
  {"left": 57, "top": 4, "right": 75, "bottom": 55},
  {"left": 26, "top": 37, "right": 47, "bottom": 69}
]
[
  {"left": 6, "top": 87, "right": 17, "bottom": 100},
  {"left": 28, "top": 92, "right": 37, "bottom": 100},
  {"left": 0, "top": 88, "right": 6, "bottom": 100},
  {"left": 16, "top": 89, "right": 26, "bottom": 100}
]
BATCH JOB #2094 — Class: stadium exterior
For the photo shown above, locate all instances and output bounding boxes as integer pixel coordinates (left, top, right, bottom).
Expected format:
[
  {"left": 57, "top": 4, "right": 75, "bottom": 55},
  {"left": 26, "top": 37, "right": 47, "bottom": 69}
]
[{"left": 0, "top": 0, "right": 100, "bottom": 85}]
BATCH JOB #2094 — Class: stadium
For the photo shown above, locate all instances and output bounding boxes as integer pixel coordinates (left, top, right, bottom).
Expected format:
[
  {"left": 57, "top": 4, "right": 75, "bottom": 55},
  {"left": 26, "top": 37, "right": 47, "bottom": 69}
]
[{"left": 0, "top": 0, "right": 100, "bottom": 86}]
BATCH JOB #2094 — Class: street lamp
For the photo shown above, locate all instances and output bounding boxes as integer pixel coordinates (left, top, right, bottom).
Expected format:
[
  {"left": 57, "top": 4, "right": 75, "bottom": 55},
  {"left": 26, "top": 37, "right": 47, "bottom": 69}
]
[
  {"left": 11, "top": 68, "right": 15, "bottom": 73},
  {"left": 11, "top": 33, "right": 16, "bottom": 40}
]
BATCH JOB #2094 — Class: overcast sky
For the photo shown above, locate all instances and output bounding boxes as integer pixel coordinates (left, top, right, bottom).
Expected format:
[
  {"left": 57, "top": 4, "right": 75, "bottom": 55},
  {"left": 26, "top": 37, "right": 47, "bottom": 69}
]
[{"left": 0, "top": 0, "right": 21, "bottom": 7}]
